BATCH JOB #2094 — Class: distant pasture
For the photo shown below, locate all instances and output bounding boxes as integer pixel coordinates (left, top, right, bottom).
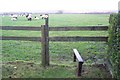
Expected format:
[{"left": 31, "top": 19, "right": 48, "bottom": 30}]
[{"left": 1, "top": 14, "right": 109, "bottom": 26}]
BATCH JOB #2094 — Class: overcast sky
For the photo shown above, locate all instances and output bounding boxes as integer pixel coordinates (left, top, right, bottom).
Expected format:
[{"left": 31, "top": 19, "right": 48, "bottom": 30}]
[{"left": 0, "top": 0, "right": 119, "bottom": 13}]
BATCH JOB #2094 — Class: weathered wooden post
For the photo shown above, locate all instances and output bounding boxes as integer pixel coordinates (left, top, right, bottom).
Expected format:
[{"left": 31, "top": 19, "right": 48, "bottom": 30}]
[
  {"left": 73, "top": 53, "right": 76, "bottom": 62},
  {"left": 41, "top": 14, "right": 49, "bottom": 67},
  {"left": 77, "top": 62, "right": 83, "bottom": 76}
]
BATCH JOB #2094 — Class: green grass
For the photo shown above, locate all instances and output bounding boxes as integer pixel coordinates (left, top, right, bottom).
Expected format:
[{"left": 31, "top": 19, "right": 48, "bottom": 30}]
[
  {"left": 49, "top": 14, "right": 109, "bottom": 27},
  {"left": 2, "top": 30, "right": 108, "bottom": 37},
  {"left": 1, "top": 15, "right": 44, "bottom": 26},
  {"left": 2, "top": 40, "right": 109, "bottom": 78},
  {"left": 1, "top": 14, "right": 109, "bottom": 26},
  {"left": 1, "top": 14, "right": 111, "bottom": 78},
  {"left": 2, "top": 41, "right": 108, "bottom": 62},
  {"left": 2, "top": 61, "right": 111, "bottom": 78}
]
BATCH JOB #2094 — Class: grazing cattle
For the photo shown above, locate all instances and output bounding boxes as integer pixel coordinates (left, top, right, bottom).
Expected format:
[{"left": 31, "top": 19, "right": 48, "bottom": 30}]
[
  {"left": 34, "top": 16, "right": 39, "bottom": 20},
  {"left": 26, "top": 14, "right": 29, "bottom": 18},
  {"left": 26, "top": 14, "right": 32, "bottom": 21},
  {"left": 11, "top": 17, "right": 17, "bottom": 21},
  {"left": 40, "top": 14, "right": 48, "bottom": 19},
  {"left": 11, "top": 14, "right": 18, "bottom": 21}
]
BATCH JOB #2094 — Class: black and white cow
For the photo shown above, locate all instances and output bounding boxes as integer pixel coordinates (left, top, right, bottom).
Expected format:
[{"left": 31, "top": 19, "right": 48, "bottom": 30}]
[
  {"left": 34, "top": 16, "right": 39, "bottom": 20},
  {"left": 26, "top": 14, "right": 32, "bottom": 21},
  {"left": 11, "top": 14, "right": 18, "bottom": 21},
  {"left": 40, "top": 14, "right": 48, "bottom": 19}
]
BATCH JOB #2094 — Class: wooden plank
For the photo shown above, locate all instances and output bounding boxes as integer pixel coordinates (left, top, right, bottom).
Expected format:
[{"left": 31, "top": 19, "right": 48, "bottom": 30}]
[
  {"left": 1, "top": 26, "right": 108, "bottom": 31},
  {"left": 49, "top": 26, "right": 108, "bottom": 31},
  {"left": 49, "top": 36, "right": 108, "bottom": 42},
  {"left": 1, "top": 36, "right": 41, "bottom": 41},
  {"left": 1, "top": 36, "right": 108, "bottom": 42},
  {"left": 1, "top": 26, "right": 41, "bottom": 31},
  {"left": 73, "top": 49, "right": 84, "bottom": 62}
]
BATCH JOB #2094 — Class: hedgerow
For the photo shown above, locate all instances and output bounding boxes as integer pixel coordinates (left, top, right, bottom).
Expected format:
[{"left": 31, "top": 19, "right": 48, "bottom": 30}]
[{"left": 108, "top": 13, "right": 120, "bottom": 79}]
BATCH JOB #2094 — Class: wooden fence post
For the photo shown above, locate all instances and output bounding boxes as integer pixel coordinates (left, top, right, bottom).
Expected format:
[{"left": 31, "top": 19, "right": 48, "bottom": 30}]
[
  {"left": 45, "top": 14, "right": 49, "bottom": 26},
  {"left": 77, "top": 62, "right": 83, "bottom": 76},
  {"left": 41, "top": 15, "right": 49, "bottom": 67},
  {"left": 73, "top": 53, "right": 76, "bottom": 62},
  {"left": 41, "top": 25, "right": 49, "bottom": 67}
]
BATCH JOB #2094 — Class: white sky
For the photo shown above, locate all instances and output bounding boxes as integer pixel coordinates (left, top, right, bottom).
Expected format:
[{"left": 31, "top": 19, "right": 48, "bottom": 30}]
[{"left": 0, "top": 0, "right": 119, "bottom": 12}]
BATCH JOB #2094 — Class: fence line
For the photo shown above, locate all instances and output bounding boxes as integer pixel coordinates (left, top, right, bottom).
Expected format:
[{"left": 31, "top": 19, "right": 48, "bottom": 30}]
[
  {"left": 1, "top": 36, "right": 108, "bottom": 42},
  {"left": 1, "top": 36, "right": 41, "bottom": 41},
  {"left": 49, "top": 36, "right": 108, "bottom": 42},
  {"left": 1, "top": 25, "right": 108, "bottom": 42},
  {"left": 1, "top": 26, "right": 108, "bottom": 31},
  {"left": 1, "top": 15, "right": 108, "bottom": 68}
]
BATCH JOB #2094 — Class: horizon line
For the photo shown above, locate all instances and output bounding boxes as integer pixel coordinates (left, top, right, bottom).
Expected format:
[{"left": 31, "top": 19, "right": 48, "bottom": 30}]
[{"left": 0, "top": 10, "right": 118, "bottom": 14}]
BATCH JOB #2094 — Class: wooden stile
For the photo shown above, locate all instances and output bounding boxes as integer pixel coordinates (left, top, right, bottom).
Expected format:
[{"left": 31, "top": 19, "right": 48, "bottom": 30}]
[{"left": 73, "top": 49, "right": 84, "bottom": 76}]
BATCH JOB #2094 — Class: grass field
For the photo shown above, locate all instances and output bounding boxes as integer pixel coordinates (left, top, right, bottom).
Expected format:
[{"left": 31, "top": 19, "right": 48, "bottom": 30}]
[
  {"left": 1, "top": 14, "right": 111, "bottom": 78},
  {"left": 1, "top": 14, "right": 109, "bottom": 26}
]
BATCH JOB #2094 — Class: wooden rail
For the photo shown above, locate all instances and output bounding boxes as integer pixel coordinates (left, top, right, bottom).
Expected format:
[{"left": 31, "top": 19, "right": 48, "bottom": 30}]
[
  {"left": 73, "top": 49, "right": 84, "bottom": 76},
  {"left": 49, "top": 36, "right": 108, "bottom": 42},
  {"left": 1, "top": 36, "right": 108, "bottom": 42},
  {"left": 1, "top": 25, "right": 108, "bottom": 68},
  {"left": 1, "top": 36, "right": 41, "bottom": 41},
  {"left": 1, "top": 26, "right": 108, "bottom": 31}
]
